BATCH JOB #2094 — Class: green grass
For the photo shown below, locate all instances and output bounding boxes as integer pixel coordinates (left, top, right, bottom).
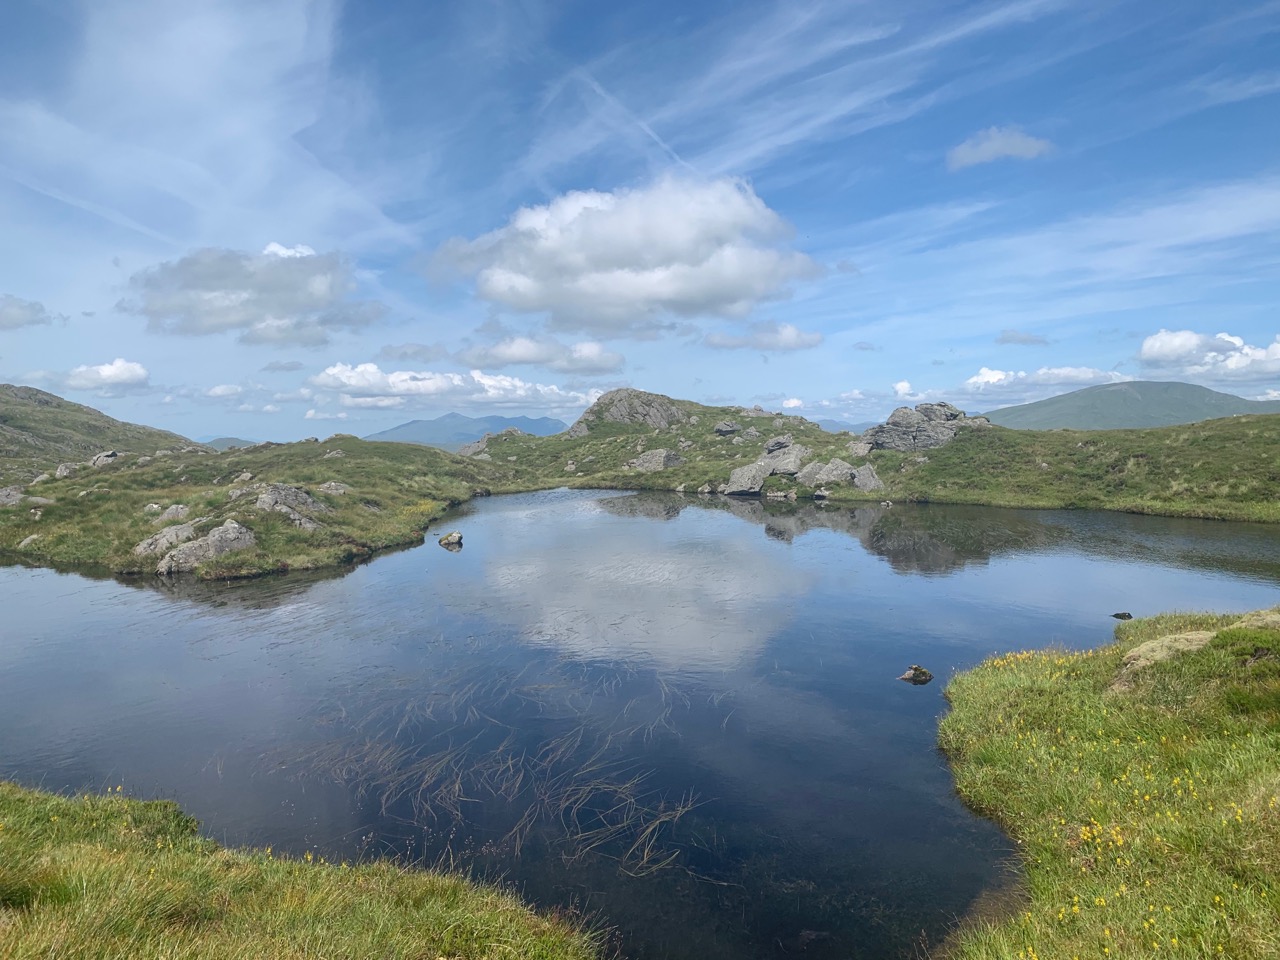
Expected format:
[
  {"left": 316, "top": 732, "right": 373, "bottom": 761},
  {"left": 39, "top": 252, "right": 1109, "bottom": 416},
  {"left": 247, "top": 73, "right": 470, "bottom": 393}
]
[
  {"left": 0, "top": 781, "right": 600, "bottom": 960},
  {"left": 938, "top": 608, "right": 1280, "bottom": 960},
  {"left": 0, "top": 435, "right": 522, "bottom": 578}
]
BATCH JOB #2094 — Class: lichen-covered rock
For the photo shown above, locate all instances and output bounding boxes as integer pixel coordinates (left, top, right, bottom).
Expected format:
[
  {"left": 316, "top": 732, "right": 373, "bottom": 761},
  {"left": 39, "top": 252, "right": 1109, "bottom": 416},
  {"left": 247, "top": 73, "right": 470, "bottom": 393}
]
[
  {"left": 713, "top": 420, "right": 741, "bottom": 436},
  {"left": 862, "top": 403, "right": 989, "bottom": 452},
  {"left": 90, "top": 451, "right": 120, "bottom": 468},
  {"left": 852, "top": 464, "right": 884, "bottom": 491},
  {"left": 760, "top": 444, "right": 811, "bottom": 476},
  {"left": 845, "top": 440, "right": 872, "bottom": 459},
  {"left": 764, "top": 434, "right": 792, "bottom": 453},
  {"left": 133, "top": 522, "right": 199, "bottom": 556},
  {"left": 156, "top": 520, "right": 256, "bottom": 575},
  {"left": 0, "top": 486, "right": 23, "bottom": 507},
  {"left": 725, "top": 462, "right": 772, "bottom": 495},
  {"left": 255, "top": 484, "right": 328, "bottom": 530},
  {"left": 55, "top": 463, "right": 77, "bottom": 479},
  {"left": 234, "top": 472, "right": 253, "bottom": 483},
  {"left": 628, "top": 449, "right": 684, "bottom": 473},
  {"left": 743, "top": 426, "right": 761, "bottom": 440},
  {"left": 153, "top": 504, "right": 191, "bottom": 524},
  {"left": 566, "top": 388, "right": 690, "bottom": 438},
  {"left": 796, "top": 462, "right": 825, "bottom": 487},
  {"left": 322, "top": 449, "right": 345, "bottom": 459},
  {"left": 143, "top": 503, "right": 162, "bottom": 514},
  {"left": 318, "top": 481, "right": 349, "bottom": 495}
]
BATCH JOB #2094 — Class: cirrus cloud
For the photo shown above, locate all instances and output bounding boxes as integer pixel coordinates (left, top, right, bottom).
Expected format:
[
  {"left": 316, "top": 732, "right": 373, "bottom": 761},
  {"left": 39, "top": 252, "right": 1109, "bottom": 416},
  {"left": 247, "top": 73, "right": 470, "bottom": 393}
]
[
  {"left": 435, "top": 175, "right": 819, "bottom": 337},
  {"left": 118, "top": 243, "right": 387, "bottom": 347}
]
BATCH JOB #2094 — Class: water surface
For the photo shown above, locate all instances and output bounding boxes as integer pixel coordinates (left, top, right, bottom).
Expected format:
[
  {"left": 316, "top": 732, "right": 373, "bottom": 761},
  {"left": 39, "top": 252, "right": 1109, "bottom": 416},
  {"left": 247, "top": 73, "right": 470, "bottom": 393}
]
[{"left": 3, "top": 491, "right": 1278, "bottom": 959}]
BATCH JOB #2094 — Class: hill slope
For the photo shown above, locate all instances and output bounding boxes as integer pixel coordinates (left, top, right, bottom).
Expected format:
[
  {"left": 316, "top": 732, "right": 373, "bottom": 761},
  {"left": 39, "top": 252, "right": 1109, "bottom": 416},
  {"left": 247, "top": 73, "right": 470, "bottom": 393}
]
[
  {"left": 364, "top": 412, "right": 568, "bottom": 451},
  {"left": 984, "top": 380, "right": 1280, "bottom": 430},
  {"left": 0, "top": 384, "right": 204, "bottom": 484}
]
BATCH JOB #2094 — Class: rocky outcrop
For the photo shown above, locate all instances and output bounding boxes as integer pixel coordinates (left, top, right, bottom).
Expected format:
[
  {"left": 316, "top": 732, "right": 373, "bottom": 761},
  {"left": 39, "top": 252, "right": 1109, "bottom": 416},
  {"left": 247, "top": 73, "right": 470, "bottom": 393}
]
[
  {"left": 133, "top": 522, "right": 199, "bottom": 556},
  {"left": 566, "top": 389, "right": 690, "bottom": 438},
  {"left": 0, "top": 486, "right": 23, "bottom": 507},
  {"left": 628, "top": 449, "right": 684, "bottom": 472},
  {"left": 55, "top": 463, "right": 77, "bottom": 479},
  {"left": 1109, "top": 632, "right": 1215, "bottom": 692},
  {"left": 713, "top": 420, "right": 741, "bottom": 436},
  {"left": 153, "top": 504, "right": 191, "bottom": 524},
  {"left": 764, "top": 434, "right": 792, "bottom": 453},
  {"left": 318, "top": 481, "right": 349, "bottom": 495},
  {"left": 862, "top": 402, "right": 990, "bottom": 452},
  {"left": 846, "top": 440, "right": 872, "bottom": 459},
  {"left": 797, "top": 458, "right": 857, "bottom": 488},
  {"left": 255, "top": 483, "right": 330, "bottom": 530},
  {"left": 90, "top": 451, "right": 120, "bottom": 467},
  {"left": 156, "top": 519, "right": 256, "bottom": 575},
  {"left": 760, "top": 444, "right": 811, "bottom": 476}
]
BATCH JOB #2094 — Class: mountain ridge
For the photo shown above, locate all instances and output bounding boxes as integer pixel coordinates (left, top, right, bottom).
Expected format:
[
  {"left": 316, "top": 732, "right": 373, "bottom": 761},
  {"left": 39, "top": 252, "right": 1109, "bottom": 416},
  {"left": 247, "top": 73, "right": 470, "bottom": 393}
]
[
  {"left": 365, "top": 412, "right": 568, "bottom": 451},
  {"left": 983, "top": 381, "right": 1280, "bottom": 430}
]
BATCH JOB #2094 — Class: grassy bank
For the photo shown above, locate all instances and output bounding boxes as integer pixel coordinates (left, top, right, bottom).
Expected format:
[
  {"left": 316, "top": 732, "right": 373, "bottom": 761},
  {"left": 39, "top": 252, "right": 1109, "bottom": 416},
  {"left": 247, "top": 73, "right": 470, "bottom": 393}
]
[
  {"left": 0, "top": 781, "right": 600, "bottom": 960},
  {"left": 0, "top": 435, "right": 524, "bottom": 578},
  {"left": 938, "top": 608, "right": 1280, "bottom": 959}
]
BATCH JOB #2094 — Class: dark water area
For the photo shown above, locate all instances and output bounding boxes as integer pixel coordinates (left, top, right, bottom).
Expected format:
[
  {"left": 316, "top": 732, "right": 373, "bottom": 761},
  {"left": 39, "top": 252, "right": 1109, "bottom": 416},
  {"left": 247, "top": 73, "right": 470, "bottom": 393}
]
[{"left": 3, "top": 491, "right": 1279, "bottom": 958}]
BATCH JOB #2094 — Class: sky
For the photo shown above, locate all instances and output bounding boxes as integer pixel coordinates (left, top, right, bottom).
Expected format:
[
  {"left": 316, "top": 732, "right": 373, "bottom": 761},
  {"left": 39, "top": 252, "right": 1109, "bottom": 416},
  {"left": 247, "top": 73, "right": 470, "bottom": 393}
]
[{"left": 1, "top": 0, "right": 1278, "bottom": 441}]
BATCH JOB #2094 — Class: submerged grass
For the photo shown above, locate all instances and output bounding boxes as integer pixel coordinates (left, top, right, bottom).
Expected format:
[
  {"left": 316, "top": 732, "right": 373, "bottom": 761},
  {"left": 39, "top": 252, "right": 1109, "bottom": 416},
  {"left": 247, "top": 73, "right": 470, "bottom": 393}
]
[
  {"left": 938, "top": 608, "right": 1280, "bottom": 959},
  {"left": 0, "top": 781, "right": 601, "bottom": 960}
]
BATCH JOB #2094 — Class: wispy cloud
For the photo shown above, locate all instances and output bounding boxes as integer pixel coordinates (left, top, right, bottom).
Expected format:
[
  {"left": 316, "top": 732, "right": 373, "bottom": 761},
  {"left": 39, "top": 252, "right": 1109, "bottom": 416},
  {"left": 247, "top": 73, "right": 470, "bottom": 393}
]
[
  {"left": 704, "top": 320, "right": 823, "bottom": 351},
  {"left": 0, "top": 294, "right": 63, "bottom": 330}
]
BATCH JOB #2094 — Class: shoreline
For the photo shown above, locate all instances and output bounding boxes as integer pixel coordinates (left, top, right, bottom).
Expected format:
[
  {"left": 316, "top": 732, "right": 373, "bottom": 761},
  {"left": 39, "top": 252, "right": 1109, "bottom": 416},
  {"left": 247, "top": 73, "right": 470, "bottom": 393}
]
[{"left": 937, "top": 607, "right": 1280, "bottom": 959}]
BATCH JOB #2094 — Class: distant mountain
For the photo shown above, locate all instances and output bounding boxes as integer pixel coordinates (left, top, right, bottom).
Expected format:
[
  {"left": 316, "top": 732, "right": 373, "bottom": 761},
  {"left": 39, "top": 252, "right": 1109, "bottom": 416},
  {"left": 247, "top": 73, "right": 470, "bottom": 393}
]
[
  {"left": 202, "top": 436, "right": 258, "bottom": 450},
  {"left": 816, "top": 418, "right": 878, "bottom": 434},
  {"left": 0, "top": 384, "right": 205, "bottom": 484},
  {"left": 365, "top": 413, "right": 569, "bottom": 451},
  {"left": 983, "top": 381, "right": 1280, "bottom": 430}
]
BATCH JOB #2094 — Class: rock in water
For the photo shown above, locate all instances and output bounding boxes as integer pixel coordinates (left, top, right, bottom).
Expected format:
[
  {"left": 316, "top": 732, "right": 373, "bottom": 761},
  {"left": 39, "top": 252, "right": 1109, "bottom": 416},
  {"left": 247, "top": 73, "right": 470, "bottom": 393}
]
[
  {"left": 1111, "top": 612, "right": 1134, "bottom": 620},
  {"left": 438, "top": 531, "right": 463, "bottom": 551},
  {"left": 897, "top": 664, "right": 934, "bottom": 685}
]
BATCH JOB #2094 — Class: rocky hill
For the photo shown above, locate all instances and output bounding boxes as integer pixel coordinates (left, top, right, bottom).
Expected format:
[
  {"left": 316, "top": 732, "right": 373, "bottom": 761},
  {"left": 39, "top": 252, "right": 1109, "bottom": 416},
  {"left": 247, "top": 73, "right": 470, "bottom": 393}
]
[
  {"left": 366, "top": 412, "right": 567, "bottom": 451},
  {"left": 0, "top": 384, "right": 205, "bottom": 485}
]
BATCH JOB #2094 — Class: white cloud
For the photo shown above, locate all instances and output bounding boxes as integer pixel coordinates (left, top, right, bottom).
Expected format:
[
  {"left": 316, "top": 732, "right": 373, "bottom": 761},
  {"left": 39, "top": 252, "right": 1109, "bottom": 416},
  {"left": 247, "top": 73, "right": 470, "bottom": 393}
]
[
  {"left": 704, "top": 320, "right": 823, "bottom": 351},
  {"left": 262, "top": 242, "right": 317, "bottom": 258},
  {"left": 839, "top": 389, "right": 864, "bottom": 400},
  {"left": 205, "top": 383, "right": 243, "bottom": 398},
  {"left": 1139, "top": 328, "right": 1280, "bottom": 381},
  {"left": 65, "top": 357, "right": 150, "bottom": 394},
  {"left": 378, "top": 343, "right": 450, "bottom": 364},
  {"left": 262, "top": 404, "right": 281, "bottom": 413},
  {"left": 782, "top": 397, "right": 804, "bottom": 409},
  {"left": 893, "top": 380, "right": 913, "bottom": 398},
  {"left": 436, "top": 176, "right": 818, "bottom": 336},
  {"left": 964, "top": 365, "right": 1128, "bottom": 391},
  {"left": 310, "top": 362, "right": 602, "bottom": 412},
  {"left": 261, "top": 360, "right": 305, "bottom": 372},
  {"left": 947, "top": 125, "right": 1054, "bottom": 170},
  {"left": 455, "top": 336, "right": 624, "bottom": 374},
  {"left": 304, "top": 409, "right": 349, "bottom": 421},
  {"left": 0, "top": 294, "right": 64, "bottom": 330},
  {"left": 118, "top": 244, "right": 386, "bottom": 346}
]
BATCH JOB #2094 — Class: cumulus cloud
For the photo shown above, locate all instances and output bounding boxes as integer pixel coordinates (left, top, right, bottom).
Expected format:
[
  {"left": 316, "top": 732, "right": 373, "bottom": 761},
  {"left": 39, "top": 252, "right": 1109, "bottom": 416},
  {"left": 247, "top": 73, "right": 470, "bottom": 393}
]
[
  {"left": 947, "top": 126, "right": 1053, "bottom": 170},
  {"left": 892, "top": 380, "right": 913, "bottom": 398},
  {"left": 65, "top": 357, "right": 150, "bottom": 395},
  {"left": 435, "top": 176, "right": 819, "bottom": 336},
  {"left": 455, "top": 336, "right": 624, "bottom": 374},
  {"left": 782, "top": 398, "right": 804, "bottom": 409},
  {"left": 205, "top": 384, "right": 243, "bottom": 398},
  {"left": 118, "top": 244, "right": 386, "bottom": 346},
  {"left": 703, "top": 320, "right": 823, "bottom": 351},
  {"left": 310, "top": 362, "right": 602, "bottom": 411},
  {"left": 1, "top": 294, "right": 64, "bottom": 329},
  {"left": 996, "top": 329, "right": 1048, "bottom": 346},
  {"left": 304, "top": 409, "right": 348, "bottom": 420},
  {"left": 964, "top": 366, "right": 1128, "bottom": 391},
  {"left": 1139, "top": 328, "right": 1280, "bottom": 381}
]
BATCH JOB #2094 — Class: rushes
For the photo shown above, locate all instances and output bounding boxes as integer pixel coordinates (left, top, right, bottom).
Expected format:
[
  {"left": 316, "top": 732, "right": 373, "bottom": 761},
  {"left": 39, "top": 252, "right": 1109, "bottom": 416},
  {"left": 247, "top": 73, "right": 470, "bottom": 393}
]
[{"left": 272, "top": 649, "right": 704, "bottom": 878}]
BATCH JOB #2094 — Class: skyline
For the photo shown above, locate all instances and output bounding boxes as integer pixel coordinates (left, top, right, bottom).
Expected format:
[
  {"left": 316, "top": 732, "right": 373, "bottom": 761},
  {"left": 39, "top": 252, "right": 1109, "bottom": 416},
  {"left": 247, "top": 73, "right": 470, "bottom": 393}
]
[{"left": 2, "top": 0, "right": 1278, "bottom": 439}]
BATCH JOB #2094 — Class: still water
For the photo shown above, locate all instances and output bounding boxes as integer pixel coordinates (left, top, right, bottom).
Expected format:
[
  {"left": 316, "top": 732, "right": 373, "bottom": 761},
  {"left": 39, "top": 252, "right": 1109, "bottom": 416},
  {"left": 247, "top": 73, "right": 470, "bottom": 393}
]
[{"left": 3, "top": 490, "right": 1279, "bottom": 958}]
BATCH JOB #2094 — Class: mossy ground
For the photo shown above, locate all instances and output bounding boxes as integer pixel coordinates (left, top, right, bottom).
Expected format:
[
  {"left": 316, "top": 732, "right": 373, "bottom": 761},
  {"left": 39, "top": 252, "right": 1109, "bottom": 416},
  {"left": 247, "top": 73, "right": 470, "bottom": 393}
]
[
  {"left": 0, "top": 782, "right": 600, "bottom": 960},
  {"left": 938, "top": 609, "right": 1280, "bottom": 959}
]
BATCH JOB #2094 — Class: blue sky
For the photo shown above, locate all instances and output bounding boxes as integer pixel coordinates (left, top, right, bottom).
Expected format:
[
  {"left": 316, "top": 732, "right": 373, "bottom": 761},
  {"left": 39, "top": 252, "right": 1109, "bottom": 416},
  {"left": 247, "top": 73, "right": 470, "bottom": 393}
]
[{"left": 1, "top": 0, "right": 1278, "bottom": 439}]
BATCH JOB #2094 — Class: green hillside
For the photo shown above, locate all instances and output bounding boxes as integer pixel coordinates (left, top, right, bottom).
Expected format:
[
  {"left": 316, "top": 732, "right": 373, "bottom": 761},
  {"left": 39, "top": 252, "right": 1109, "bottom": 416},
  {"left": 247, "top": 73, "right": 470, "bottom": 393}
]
[
  {"left": 983, "top": 381, "right": 1280, "bottom": 430},
  {"left": 0, "top": 384, "right": 204, "bottom": 485}
]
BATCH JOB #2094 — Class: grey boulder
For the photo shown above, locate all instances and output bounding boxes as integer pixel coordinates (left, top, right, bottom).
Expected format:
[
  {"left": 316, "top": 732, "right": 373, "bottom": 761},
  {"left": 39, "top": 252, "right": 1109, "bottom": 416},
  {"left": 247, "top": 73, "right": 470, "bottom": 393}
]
[
  {"left": 156, "top": 520, "right": 256, "bottom": 575},
  {"left": 153, "top": 504, "right": 191, "bottom": 524},
  {"left": 628, "top": 449, "right": 684, "bottom": 473},
  {"left": 725, "top": 462, "right": 772, "bottom": 495},
  {"left": 133, "top": 522, "right": 199, "bottom": 557}
]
